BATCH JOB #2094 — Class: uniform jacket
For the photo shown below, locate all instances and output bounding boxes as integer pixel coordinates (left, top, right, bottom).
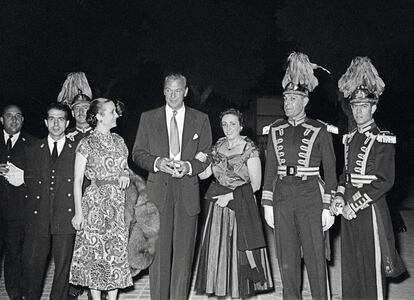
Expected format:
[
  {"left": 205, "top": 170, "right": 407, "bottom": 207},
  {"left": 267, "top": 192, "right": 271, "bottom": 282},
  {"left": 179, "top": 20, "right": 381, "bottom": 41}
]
[
  {"left": 0, "top": 131, "right": 35, "bottom": 223},
  {"left": 335, "top": 120, "right": 405, "bottom": 277},
  {"left": 24, "top": 137, "right": 76, "bottom": 236},
  {"left": 262, "top": 117, "right": 337, "bottom": 208},
  {"left": 132, "top": 105, "right": 212, "bottom": 216}
]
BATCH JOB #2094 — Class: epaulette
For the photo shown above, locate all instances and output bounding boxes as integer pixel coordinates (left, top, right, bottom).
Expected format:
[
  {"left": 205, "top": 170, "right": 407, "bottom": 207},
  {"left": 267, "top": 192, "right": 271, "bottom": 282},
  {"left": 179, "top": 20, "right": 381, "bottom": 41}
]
[
  {"left": 66, "top": 131, "right": 79, "bottom": 142},
  {"left": 317, "top": 119, "right": 338, "bottom": 134},
  {"left": 262, "top": 118, "right": 284, "bottom": 135},
  {"left": 376, "top": 131, "right": 396, "bottom": 144}
]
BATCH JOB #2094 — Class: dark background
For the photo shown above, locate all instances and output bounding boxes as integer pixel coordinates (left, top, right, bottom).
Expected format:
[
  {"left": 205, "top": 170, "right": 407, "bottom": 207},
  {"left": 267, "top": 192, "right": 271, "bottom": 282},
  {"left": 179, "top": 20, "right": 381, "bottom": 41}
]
[{"left": 1, "top": 0, "right": 413, "bottom": 202}]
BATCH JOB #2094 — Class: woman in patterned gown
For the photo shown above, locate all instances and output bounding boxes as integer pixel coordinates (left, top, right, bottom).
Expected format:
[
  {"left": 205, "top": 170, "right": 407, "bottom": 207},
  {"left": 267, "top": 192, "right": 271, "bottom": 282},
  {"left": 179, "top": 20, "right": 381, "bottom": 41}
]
[
  {"left": 69, "top": 98, "right": 132, "bottom": 300},
  {"left": 195, "top": 108, "right": 273, "bottom": 299}
]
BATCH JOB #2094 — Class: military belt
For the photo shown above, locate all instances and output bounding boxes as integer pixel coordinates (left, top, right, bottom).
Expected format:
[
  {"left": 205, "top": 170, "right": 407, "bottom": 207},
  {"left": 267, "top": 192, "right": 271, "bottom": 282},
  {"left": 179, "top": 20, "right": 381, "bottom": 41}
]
[
  {"left": 345, "top": 173, "right": 377, "bottom": 187},
  {"left": 277, "top": 165, "right": 320, "bottom": 177}
]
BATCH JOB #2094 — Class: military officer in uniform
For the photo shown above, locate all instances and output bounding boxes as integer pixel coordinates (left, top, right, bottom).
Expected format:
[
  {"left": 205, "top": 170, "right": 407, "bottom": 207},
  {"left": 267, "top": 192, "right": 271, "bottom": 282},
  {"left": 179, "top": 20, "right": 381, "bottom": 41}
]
[
  {"left": 6, "top": 102, "right": 77, "bottom": 300},
  {"left": 66, "top": 91, "right": 92, "bottom": 144},
  {"left": 0, "top": 105, "right": 35, "bottom": 300},
  {"left": 332, "top": 56, "right": 406, "bottom": 300},
  {"left": 262, "top": 52, "right": 337, "bottom": 300}
]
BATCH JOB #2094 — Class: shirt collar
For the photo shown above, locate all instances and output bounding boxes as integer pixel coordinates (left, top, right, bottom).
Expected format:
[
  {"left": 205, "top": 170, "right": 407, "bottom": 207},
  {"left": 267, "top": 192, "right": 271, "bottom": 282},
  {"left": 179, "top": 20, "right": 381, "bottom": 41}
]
[
  {"left": 47, "top": 135, "right": 66, "bottom": 146},
  {"left": 165, "top": 104, "right": 185, "bottom": 116},
  {"left": 3, "top": 130, "right": 21, "bottom": 141}
]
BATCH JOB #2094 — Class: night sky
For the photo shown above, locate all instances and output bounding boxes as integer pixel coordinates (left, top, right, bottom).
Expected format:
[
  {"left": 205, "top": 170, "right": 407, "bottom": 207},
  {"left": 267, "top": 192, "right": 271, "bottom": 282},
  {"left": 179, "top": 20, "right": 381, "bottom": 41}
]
[{"left": 0, "top": 0, "right": 413, "bottom": 166}]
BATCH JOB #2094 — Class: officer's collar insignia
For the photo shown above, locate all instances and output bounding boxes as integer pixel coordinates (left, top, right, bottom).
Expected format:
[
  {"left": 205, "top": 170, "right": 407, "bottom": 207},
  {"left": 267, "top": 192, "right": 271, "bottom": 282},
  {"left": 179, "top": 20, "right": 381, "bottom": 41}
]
[
  {"left": 76, "top": 126, "right": 92, "bottom": 134},
  {"left": 22, "top": 137, "right": 26, "bottom": 142},
  {"left": 288, "top": 115, "right": 306, "bottom": 126},
  {"left": 357, "top": 119, "right": 376, "bottom": 134},
  {"left": 40, "top": 143, "right": 45, "bottom": 148}
]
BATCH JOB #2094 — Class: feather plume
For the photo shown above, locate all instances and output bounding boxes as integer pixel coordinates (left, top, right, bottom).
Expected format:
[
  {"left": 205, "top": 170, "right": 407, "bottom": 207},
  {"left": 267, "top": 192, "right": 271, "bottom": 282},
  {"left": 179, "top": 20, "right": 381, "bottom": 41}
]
[
  {"left": 282, "top": 52, "right": 329, "bottom": 92},
  {"left": 57, "top": 72, "right": 92, "bottom": 106},
  {"left": 338, "top": 57, "right": 385, "bottom": 98}
]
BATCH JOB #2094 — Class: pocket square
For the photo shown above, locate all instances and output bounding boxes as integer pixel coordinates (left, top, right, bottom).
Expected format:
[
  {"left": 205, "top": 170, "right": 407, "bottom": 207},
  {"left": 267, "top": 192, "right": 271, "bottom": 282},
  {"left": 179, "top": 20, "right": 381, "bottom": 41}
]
[{"left": 193, "top": 133, "right": 199, "bottom": 140}]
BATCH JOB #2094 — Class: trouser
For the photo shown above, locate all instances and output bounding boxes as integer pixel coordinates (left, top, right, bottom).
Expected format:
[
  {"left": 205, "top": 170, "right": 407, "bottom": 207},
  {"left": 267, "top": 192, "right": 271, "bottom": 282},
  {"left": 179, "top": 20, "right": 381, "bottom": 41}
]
[
  {"left": 149, "top": 177, "right": 198, "bottom": 300},
  {"left": 23, "top": 233, "right": 75, "bottom": 300},
  {"left": 273, "top": 177, "right": 328, "bottom": 300},
  {"left": 3, "top": 222, "right": 26, "bottom": 299},
  {"left": 341, "top": 206, "right": 384, "bottom": 300}
]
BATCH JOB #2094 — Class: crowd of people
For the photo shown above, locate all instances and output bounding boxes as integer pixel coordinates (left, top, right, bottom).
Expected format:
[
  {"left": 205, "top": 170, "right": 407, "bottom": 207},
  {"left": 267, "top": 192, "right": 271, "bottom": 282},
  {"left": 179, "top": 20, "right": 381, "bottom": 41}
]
[{"left": 0, "top": 52, "right": 407, "bottom": 300}]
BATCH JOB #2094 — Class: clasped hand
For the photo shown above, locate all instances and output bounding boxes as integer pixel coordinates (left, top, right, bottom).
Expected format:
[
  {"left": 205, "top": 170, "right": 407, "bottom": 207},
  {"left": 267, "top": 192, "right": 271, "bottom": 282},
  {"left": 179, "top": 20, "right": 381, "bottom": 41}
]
[
  {"left": 157, "top": 157, "right": 189, "bottom": 178},
  {"left": 212, "top": 192, "right": 233, "bottom": 207}
]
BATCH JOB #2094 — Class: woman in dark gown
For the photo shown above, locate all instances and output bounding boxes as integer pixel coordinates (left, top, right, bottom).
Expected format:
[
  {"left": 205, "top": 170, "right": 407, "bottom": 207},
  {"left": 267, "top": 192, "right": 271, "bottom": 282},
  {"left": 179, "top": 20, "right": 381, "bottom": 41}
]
[{"left": 195, "top": 108, "right": 273, "bottom": 299}]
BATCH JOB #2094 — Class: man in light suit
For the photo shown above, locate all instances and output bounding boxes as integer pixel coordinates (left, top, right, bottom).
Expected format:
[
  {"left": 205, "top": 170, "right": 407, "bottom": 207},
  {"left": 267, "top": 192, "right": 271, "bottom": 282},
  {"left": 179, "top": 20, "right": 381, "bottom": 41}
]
[
  {"left": 7, "top": 102, "right": 76, "bottom": 300},
  {"left": 0, "top": 104, "right": 35, "bottom": 300},
  {"left": 133, "top": 73, "right": 212, "bottom": 299}
]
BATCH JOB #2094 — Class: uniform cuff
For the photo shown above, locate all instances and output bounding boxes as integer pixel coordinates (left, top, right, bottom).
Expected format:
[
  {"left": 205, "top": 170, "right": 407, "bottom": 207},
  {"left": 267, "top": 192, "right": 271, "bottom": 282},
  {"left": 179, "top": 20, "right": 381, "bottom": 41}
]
[{"left": 261, "top": 190, "right": 273, "bottom": 207}]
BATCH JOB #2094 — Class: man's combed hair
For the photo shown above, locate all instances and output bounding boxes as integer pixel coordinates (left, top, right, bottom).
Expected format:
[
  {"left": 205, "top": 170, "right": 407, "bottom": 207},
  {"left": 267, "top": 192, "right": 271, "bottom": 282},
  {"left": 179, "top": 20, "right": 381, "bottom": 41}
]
[
  {"left": 45, "top": 102, "right": 70, "bottom": 120},
  {"left": 164, "top": 73, "right": 187, "bottom": 87}
]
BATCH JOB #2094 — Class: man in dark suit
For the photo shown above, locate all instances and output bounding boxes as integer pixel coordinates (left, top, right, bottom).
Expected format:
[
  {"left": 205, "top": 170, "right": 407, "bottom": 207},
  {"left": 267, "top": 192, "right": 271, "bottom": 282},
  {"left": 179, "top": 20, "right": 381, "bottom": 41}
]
[
  {"left": 0, "top": 105, "right": 34, "bottom": 300},
  {"left": 7, "top": 102, "right": 76, "bottom": 300},
  {"left": 133, "top": 73, "right": 212, "bottom": 299}
]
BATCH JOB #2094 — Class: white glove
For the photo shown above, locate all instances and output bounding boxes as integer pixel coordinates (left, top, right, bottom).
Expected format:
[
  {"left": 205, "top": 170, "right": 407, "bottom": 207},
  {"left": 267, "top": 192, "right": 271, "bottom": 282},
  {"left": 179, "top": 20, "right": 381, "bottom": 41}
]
[
  {"left": 264, "top": 205, "right": 274, "bottom": 229},
  {"left": 4, "top": 162, "right": 24, "bottom": 187},
  {"left": 322, "top": 209, "right": 335, "bottom": 231},
  {"left": 330, "top": 195, "right": 345, "bottom": 216}
]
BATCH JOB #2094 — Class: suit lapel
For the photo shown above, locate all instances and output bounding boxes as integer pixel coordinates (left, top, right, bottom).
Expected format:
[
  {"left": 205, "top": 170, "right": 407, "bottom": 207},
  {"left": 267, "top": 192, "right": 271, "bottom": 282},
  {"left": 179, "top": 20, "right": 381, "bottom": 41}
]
[
  {"left": 182, "top": 108, "right": 196, "bottom": 159},
  {"left": 154, "top": 106, "right": 169, "bottom": 157}
]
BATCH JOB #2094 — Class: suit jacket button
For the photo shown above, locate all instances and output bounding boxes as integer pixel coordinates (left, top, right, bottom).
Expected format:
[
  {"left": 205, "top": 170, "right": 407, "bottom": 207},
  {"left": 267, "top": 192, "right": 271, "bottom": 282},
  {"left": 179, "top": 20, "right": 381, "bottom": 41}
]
[
  {"left": 36, "top": 195, "right": 40, "bottom": 199},
  {"left": 68, "top": 208, "right": 72, "bottom": 212},
  {"left": 67, "top": 178, "right": 71, "bottom": 182},
  {"left": 38, "top": 180, "right": 42, "bottom": 184},
  {"left": 25, "top": 194, "right": 28, "bottom": 198},
  {"left": 67, "top": 193, "right": 72, "bottom": 197},
  {"left": 34, "top": 210, "right": 38, "bottom": 214}
]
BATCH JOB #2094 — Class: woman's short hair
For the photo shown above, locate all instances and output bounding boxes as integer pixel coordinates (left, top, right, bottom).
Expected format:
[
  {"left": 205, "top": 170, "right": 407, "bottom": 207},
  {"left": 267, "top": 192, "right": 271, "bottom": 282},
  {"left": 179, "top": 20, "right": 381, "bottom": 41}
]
[
  {"left": 86, "top": 98, "right": 112, "bottom": 128},
  {"left": 219, "top": 108, "right": 244, "bottom": 127}
]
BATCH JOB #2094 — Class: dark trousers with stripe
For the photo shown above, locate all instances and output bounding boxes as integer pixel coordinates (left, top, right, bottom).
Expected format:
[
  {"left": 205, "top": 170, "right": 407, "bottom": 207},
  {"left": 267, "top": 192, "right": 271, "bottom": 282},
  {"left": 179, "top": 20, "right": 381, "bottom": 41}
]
[
  {"left": 341, "top": 207, "right": 383, "bottom": 300},
  {"left": 149, "top": 177, "right": 198, "bottom": 300},
  {"left": 273, "top": 177, "right": 328, "bottom": 300}
]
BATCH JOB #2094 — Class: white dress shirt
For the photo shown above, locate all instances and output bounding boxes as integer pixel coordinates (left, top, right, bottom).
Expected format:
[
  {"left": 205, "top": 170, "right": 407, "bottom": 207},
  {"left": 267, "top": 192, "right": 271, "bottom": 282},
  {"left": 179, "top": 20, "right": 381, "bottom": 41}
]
[
  {"left": 3, "top": 130, "right": 20, "bottom": 149},
  {"left": 47, "top": 135, "right": 66, "bottom": 157}
]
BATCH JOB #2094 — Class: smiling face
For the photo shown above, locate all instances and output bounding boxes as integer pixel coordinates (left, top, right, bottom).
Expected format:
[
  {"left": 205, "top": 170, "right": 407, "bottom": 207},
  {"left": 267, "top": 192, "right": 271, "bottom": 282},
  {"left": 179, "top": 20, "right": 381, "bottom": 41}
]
[
  {"left": 283, "top": 94, "right": 308, "bottom": 118},
  {"left": 1, "top": 105, "right": 24, "bottom": 135},
  {"left": 45, "top": 108, "right": 69, "bottom": 140},
  {"left": 164, "top": 78, "right": 188, "bottom": 110},
  {"left": 221, "top": 113, "right": 242, "bottom": 141},
  {"left": 351, "top": 102, "right": 377, "bottom": 126},
  {"left": 96, "top": 101, "right": 118, "bottom": 130}
]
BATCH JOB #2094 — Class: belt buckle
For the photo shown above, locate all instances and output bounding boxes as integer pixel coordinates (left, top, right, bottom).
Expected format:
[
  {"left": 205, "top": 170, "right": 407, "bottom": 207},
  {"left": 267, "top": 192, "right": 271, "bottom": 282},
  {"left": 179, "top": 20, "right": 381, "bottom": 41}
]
[{"left": 286, "top": 165, "right": 297, "bottom": 176}]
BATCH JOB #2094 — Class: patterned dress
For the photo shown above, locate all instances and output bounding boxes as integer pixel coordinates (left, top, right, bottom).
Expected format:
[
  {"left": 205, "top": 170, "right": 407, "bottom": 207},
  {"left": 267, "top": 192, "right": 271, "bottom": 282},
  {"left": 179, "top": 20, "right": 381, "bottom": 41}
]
[
  {"left": 195, "top": 137, "right": 273, "bottom": 298},
  {"left": 69, "top": 130, "right": 133, "bottom": 290}
]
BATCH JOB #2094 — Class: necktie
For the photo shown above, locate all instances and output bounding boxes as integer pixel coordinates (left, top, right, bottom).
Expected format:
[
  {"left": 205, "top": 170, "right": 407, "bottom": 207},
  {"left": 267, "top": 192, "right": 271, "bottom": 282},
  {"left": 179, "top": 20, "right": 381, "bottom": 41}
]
[
  {"left": 6, "top": 135, "right": 13, "bottom": 152},
  {"left": 169, "top": 110, "right": 180, "bottom": 156},
  {"left": 51, "top": 141, "right": 58, "bottom": 163}
]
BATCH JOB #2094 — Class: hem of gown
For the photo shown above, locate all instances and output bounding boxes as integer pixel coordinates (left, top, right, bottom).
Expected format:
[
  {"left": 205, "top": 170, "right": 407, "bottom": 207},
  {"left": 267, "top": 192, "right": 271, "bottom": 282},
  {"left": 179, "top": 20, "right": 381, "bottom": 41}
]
[{"left": 69, "top": 280, "right": 134, "bottom": 291}]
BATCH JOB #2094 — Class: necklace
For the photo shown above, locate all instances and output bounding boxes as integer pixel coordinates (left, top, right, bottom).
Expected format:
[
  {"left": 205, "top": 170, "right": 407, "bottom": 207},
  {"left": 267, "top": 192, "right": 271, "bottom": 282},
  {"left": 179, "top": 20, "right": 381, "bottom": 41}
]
[{"left": 226, "top": 137, "right": 244, "bottom": 150}]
